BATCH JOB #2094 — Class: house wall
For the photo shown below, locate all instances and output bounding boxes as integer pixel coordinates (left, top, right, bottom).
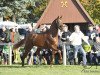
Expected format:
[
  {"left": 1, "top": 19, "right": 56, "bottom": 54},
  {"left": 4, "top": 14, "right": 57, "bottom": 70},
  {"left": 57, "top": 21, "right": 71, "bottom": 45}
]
[{"left": 65, "top": 23, "right": 89, "bottom": 35}]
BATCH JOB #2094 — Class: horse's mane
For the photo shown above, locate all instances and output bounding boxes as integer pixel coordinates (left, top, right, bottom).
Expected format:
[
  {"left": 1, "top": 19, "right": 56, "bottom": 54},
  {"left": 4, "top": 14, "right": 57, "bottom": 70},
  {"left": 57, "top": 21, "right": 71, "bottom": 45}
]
[{"left": 35, "top": 30, "right": 50, "bottom": 34}]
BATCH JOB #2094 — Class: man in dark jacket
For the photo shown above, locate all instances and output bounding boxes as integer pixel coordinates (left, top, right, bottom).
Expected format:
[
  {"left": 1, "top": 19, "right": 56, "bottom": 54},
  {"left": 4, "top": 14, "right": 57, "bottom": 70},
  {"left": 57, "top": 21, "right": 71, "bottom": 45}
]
[
  {"left": 61, "top": 25, "right": 71, "bottom": 44},
  {"left": 61, "top": 24, "right": 72, "bottom": 64},
  {"left": 87, "top": 25, "right": 99, "bottom": 45},
  {"left": 92, "top": 37, "right": 100, "bottom": 65}
]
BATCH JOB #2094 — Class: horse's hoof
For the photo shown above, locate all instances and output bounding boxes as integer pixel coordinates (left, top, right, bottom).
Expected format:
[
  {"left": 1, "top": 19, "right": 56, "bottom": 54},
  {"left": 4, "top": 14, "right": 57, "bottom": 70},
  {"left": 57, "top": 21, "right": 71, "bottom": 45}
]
[
  {"left": 59, "top": 60, "right": 63, "bottom": 64},
  {"left": 22, "top": 64, "right": 24, "bottom": 67},
  {"left": 22, "top": 63, "right": 24, "bottom": 67},
  {"left": 22, "top": 65, "right": 24, "bottom": 67}
]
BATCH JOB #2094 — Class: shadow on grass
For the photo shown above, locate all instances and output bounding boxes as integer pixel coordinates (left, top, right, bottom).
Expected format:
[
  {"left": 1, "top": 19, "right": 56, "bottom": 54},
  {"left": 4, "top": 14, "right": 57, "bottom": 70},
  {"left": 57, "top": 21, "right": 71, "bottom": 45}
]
[
  {"left": 0, "top": 63, "right": 40, "bottom": 68},
  {"left": 0, "top": 64, "right": 57, "bottom": 68}
]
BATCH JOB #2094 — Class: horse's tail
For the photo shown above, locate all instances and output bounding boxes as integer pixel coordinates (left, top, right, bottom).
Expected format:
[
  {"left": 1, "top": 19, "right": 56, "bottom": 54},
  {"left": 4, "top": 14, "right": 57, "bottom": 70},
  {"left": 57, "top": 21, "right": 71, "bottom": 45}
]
[{"left": 13, "top": 38, "right": 26, "bottom": 50}]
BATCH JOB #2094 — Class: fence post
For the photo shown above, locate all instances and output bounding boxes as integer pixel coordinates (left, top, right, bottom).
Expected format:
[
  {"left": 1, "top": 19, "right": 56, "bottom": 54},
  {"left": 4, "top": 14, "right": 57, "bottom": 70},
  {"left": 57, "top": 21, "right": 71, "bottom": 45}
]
[
  {"left": 9, "top": 43, "right": 12, "bottom": 65},
  {"left": 63, "top": 42, "right": 66, "bottom": 66}
]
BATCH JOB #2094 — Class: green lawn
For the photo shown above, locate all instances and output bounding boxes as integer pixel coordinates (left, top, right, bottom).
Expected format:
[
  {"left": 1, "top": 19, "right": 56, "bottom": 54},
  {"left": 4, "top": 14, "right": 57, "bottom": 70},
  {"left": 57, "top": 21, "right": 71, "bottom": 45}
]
[{"left": 0, "top": 65, "right": 100, "bottom": 75}]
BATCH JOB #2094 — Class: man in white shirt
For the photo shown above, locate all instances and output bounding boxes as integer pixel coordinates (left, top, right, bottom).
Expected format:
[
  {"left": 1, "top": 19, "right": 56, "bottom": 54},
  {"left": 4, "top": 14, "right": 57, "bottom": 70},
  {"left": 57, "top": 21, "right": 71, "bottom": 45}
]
[{"left": 69, "top": 25, "right": 90, "bottom": 67}]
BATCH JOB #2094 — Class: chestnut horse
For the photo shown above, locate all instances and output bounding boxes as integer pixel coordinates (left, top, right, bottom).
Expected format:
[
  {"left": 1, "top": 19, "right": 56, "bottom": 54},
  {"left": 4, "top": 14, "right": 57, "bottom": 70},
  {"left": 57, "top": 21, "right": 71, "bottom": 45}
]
[{"left": 13, "top": 16, "right": 63, "bottom": 66}]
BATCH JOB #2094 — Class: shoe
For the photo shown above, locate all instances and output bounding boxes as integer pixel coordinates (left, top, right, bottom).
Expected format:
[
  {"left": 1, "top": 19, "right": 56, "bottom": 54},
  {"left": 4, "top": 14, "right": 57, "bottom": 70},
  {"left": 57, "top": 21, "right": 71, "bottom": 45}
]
[{"left": 74, "top": 58, "right": 78, "bottom": 65}]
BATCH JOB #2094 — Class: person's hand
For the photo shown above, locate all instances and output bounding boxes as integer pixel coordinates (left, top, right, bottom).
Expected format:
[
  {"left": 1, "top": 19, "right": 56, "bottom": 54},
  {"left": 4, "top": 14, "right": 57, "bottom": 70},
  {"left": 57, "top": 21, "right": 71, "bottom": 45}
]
[
  {"left": 87, "top": 43, "right": 90, "bottom": 46},
  {"left": 91, "top": 33, "right": 95, "bottom": 39},
  {"left": 61, "top": 38, "right": 66, "bottom": 42},
  {"left": 67, "top": 36, "right": 69, "bottom": 39},
  {"left": 1, "top": 38, "right": 4, "bottom": 40}
]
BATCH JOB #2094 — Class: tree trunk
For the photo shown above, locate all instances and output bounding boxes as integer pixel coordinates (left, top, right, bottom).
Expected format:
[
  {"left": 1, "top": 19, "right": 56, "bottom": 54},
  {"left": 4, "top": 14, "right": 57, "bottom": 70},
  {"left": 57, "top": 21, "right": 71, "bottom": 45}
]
[{"left": 12, "top": 14, "right": 16, "bottom": 22}]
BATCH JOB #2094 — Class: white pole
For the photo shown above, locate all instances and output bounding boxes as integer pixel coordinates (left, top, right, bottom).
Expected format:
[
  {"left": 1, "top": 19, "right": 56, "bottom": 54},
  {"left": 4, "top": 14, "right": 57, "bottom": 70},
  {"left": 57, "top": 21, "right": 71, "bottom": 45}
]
[
  {"left": 9, "top": 43, "right": 12, "bottom": 65},
  {"left": 63, "top": 42, "right": 66, "bottom": 65}
]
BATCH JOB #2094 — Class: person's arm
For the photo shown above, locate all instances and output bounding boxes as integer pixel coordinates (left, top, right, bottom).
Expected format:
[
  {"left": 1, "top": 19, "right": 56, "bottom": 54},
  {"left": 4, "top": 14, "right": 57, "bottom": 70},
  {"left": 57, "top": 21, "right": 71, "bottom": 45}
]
[
  {"left": 1, "top": 32, "right": 6, "bottom": 41},
  {"left": 81, "top": 32, "right": 90, "bottom": 46},
  {"left": 67, "top": 31, "right": 71, "bottom": 39},
  {"left": 58, "top": 30, "right": 63, "bottom": 39},
  {"left": 1, "top": 38, "right": 4, "bottom": 41},
  {"left": 61, "top": 32, "right": 66, "bottom": 42},
  {"left": 86, "top": 31, "right": 92, "bottom": 40},
  {"left": 69, "top": 33, "right": 74, "bottom": 41}
]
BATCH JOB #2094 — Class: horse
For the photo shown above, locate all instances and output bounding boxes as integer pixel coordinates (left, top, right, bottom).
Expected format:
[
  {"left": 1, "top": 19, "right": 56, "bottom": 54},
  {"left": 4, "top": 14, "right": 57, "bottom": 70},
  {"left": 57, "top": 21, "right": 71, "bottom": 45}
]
[{"left": 13, "top": 16, "right": 64, "bottom": 66}]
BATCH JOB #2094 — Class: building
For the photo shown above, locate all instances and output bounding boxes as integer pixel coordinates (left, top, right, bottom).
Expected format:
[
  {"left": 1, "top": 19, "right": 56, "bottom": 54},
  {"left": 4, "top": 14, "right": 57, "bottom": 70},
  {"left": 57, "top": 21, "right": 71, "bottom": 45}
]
[{"left": 37, "top": 0, "right": 95, "bottom": 33}]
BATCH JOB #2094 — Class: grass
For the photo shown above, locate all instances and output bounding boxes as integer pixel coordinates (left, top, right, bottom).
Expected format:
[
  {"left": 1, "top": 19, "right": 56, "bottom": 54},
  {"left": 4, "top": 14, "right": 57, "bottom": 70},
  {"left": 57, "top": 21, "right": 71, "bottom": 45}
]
[{"left": 0, "top": 65, "right": 100, "bottom": 75}]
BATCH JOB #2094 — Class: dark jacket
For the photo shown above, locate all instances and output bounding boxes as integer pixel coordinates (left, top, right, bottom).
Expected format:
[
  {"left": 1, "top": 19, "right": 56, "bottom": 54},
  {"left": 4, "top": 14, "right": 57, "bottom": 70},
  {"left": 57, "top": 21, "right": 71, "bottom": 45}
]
[
  {"left": 61, "top": 31, "right": 71, "bottom": 44},
  {"left": 92, "top": 42, "right": 100, "bottom": 52},
  {"left": 86, "top": 30, "right": 99, "bottom": 45},
  {"left": 86, "top": 30, "right": 99, "bottom": 40}
]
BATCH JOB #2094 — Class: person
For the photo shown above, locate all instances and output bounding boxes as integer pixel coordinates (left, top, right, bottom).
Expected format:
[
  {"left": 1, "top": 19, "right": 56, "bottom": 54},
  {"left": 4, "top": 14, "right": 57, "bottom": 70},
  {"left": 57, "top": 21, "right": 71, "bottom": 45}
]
[
  {"left": 9, "top": 28, "right": 15, "bottom": 63},
  {"left": 39, "top": 49, "right": 52, "bottom": 65},
  {"left": 0, "top": 28, "right": 4, "bottom": 64},
  {"left": 86, "top": 25, "right": 99, "bottom": 45},
  {"left": 40, "top": 25, "right": 48, "bottom": 32},
  {"left": 1, "top": 26, "right": 10, "bottom": 65},
  {"left": 1, "top": 26, "right": 7, "bottom": 42},
  {"left": 10, "top": 28, "right": 15, "bottom": 43},
  {"left": 61, "top": 24, "right": 71, "bottom": 43},
  {"left": 11, "top": 28, "right": 20, "bottom": 63},
  {"left": 92, "top": 37, "right": 100, "bottom": 65},
  {"left": 18, "top": 28, "right": 27, "bottom": 40},
  {"left": 61, "top": 24, "right": 72, "bottom": 64},
  {"left": 85, "top": 25, "right": 99, "bottom": 65},
  {"left": 92, "top": 37, "right": 100, "bottom": 52},
  {"left": 69, "top": 25, "right": 90, "bottom": 67},
  {"left": 95, "top": 25, "right": 100, "bottom": 37}
]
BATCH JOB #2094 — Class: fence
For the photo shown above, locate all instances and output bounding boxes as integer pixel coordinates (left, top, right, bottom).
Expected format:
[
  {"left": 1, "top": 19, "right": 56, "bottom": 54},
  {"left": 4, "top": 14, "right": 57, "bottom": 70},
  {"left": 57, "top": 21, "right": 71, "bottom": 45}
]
[
  {"left": 0, "top": 42, "right": 67, "bottom": 66},
  {"left": 62, "top": 42, "right": 67, "bottom": 65}
]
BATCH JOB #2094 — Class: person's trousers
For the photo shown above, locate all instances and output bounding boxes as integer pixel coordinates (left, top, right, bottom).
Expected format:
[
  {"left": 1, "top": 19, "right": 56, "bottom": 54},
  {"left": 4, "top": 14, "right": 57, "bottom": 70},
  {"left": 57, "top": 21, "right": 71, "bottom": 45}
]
[{"left": 73, "top": 45, "right": 87, "bottom": 65}]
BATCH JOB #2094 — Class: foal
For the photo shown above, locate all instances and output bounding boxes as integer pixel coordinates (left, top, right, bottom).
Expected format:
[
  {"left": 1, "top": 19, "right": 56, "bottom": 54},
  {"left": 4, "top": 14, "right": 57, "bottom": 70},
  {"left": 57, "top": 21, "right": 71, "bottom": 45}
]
[{"left": 13, "top": 16, "right": 63, "bottom": 66}]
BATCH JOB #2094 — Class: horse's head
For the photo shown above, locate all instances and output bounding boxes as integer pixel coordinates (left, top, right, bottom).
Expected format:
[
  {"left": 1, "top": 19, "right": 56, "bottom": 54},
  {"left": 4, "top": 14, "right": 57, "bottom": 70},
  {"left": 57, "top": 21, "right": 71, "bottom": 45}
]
[{"left": 55, "top": 16, "right": 64, "bottom": 31}]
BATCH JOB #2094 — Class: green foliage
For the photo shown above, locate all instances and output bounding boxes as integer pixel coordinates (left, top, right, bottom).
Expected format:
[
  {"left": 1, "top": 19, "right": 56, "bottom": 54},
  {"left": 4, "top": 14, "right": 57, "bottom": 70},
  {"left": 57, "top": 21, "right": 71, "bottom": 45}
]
[
  {"left": 80, "top": 0, "right": 100, "bottom": 24},
  {"left": 0, "top": 0, "right": 47, "bottom": 23},
  {"left": 0, "top": 0, "right": 99, "bottom": 24},
  {"left": 32, "top": 0, "right": 48, "bottom": 22}
]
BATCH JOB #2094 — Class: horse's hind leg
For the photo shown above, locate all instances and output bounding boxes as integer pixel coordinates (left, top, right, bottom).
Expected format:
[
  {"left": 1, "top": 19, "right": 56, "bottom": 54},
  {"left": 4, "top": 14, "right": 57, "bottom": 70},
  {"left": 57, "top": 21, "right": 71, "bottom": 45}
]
[
  {"left": 21, "top": 43, "right": 33, "bottom": 66},
  {"left": 34, "top": 48, "right": 41, "bottom": 64}
]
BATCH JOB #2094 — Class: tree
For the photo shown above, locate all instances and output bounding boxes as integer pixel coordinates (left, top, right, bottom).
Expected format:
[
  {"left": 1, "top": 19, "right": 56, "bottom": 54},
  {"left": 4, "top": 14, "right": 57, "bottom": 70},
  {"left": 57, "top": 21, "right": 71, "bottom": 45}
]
[
  {"left": 80, "top": 0, "right": 100, "bottom": 24},
  {"left": 0, "top": 0, "right": 99, "bottom": 24},
  {"left": 0, "top": 0, "right": 49, "bottom": 23},
  {"left": 0, "top": 0, "right": 35, "bottom": 23},
  {"left": 32, "top": 0, "right": 48, "bottom": 22}
]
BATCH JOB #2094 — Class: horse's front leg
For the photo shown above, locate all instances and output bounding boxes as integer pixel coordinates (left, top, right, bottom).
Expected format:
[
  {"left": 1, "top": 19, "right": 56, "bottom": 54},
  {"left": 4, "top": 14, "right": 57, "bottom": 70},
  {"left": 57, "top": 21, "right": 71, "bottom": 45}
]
[
  {"left": 58, "top": 50, "right": 62, "bottom": 64},
  {"left": 20, "top": 50, "right": 28, "bottom": 67}
]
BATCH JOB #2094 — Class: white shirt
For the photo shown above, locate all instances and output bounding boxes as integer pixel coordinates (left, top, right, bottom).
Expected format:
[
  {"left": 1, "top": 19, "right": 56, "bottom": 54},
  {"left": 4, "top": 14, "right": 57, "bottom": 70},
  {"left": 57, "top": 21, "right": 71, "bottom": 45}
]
[{"left": 69, "top": 31, "right": 84, "bottom": 46}]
